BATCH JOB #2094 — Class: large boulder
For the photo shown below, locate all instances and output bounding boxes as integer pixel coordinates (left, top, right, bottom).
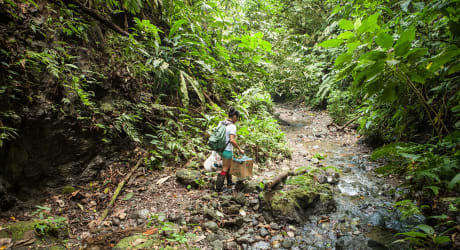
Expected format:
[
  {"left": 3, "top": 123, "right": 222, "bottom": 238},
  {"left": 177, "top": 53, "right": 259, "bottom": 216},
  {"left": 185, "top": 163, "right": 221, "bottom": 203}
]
[{"left": 261, "top": 174, "right": 335, "bottom": 223}]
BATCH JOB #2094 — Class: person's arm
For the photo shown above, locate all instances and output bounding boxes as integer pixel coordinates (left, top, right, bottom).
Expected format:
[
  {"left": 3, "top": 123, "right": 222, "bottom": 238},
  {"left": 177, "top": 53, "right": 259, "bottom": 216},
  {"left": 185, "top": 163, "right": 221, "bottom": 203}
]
[{"left": 229, "top": 134, "right": 244, "bottom": 154}]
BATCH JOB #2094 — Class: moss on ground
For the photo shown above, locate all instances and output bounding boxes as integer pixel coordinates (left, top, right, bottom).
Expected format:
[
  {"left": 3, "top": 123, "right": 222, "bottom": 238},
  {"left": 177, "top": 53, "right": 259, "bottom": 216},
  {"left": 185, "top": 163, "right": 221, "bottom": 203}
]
[
  {"left": 0, "top": 218, "right": 68, "bottom": 248},
  {"left": 114, "top": 234, "right": 159, "bottom": 249}
]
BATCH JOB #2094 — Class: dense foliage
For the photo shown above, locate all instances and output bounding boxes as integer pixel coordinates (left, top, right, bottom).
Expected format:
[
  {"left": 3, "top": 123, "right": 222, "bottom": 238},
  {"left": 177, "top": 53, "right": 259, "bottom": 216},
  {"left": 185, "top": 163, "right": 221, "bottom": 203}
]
[{"left": 0, "top": 0, "right": 459, "bottom": 247}]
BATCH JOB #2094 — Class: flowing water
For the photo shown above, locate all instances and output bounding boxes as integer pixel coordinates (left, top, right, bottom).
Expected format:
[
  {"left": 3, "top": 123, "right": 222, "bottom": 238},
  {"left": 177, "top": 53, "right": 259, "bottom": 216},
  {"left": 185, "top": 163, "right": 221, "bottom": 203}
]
[{"left": 251, "top": 104, "right": 421, "bottom": 249}]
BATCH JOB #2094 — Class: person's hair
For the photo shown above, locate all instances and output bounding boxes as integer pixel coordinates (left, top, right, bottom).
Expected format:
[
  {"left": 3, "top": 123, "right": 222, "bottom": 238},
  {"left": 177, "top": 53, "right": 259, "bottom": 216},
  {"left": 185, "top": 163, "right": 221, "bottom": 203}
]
[{"left": 228, "top": 107, "right": 240, "bottom": 118}]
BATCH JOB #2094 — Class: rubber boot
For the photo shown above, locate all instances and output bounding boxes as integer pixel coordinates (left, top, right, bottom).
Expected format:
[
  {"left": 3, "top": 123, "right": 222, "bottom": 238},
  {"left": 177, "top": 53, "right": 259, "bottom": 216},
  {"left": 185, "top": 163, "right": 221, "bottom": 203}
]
[
  {"left": 216, "top": 174, "right": 225, "bottom": 192},
  {"left": 226, "top": 174, "right": 234, "bottom": 187}
]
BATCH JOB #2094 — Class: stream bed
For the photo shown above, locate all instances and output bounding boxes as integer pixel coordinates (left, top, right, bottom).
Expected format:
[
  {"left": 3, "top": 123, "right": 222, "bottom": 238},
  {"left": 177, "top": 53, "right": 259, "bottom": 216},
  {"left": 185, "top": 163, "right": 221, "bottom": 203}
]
[{"left": 250, "top": 104, "right": 421, "bottom": 249}]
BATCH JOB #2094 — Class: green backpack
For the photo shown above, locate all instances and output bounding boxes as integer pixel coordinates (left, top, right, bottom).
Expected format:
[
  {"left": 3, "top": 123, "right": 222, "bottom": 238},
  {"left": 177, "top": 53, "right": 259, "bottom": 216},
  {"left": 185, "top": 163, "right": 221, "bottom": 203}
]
[{"left": 208, "top": 122, "right": 229, "bottom": 152}]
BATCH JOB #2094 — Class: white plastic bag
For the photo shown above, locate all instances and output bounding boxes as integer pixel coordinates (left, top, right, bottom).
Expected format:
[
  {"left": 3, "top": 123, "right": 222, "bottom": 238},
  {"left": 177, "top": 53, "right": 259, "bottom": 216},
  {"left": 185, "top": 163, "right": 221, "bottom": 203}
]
[{"left": 204, "top": 151, "right": 222, "bottom": 172}]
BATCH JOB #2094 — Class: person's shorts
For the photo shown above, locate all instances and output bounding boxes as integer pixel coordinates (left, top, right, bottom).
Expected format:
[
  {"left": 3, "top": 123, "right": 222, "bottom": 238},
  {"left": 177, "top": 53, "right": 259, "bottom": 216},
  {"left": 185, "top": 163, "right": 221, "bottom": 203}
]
[{"left": 219, "top": 150, "right": 232, "bottom": 159}]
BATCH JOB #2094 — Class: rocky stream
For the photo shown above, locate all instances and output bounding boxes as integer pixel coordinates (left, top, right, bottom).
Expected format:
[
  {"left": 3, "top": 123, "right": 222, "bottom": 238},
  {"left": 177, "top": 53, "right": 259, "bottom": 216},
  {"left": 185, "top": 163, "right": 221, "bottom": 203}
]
[{"left": 0, "top": 104, "right": 424, "bottom": 249}]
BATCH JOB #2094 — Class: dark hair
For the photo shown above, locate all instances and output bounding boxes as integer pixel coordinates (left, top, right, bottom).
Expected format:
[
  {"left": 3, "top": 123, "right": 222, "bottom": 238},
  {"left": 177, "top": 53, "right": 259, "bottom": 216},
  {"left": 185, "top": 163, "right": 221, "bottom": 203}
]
[{"left": 228, "top": 107, "right": 240, "bottom": 118}]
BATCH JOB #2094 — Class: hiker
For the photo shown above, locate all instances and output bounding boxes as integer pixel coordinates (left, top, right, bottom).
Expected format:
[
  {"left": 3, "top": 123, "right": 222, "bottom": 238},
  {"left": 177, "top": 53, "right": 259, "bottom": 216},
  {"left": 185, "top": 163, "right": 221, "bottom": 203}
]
[{"left": 215, "top": 107, "right": 245, "bottom": 192}]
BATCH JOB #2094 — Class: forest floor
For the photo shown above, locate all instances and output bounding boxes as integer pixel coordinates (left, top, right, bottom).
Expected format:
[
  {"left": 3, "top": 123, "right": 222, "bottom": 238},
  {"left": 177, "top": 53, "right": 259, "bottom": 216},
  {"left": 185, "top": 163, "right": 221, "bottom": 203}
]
[{"left": 0, "top": 104, "right": 414, "bottom": 249}]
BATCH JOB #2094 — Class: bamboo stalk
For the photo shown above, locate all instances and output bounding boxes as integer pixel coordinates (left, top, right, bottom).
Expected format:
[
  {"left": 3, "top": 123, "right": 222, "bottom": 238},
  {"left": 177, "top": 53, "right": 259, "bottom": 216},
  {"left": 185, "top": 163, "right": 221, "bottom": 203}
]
[{"left": 98, "top": 157, "right": 144, "bottom": 224}]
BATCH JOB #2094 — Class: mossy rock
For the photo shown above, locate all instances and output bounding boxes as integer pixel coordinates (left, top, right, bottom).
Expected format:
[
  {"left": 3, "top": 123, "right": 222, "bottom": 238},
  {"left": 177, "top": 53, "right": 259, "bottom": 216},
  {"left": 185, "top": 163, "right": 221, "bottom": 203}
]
[
  {"left": 261, "top": 174, "right": 335, "bottom": 223},
  {"left": 114, "top": 234, "right": 159, "bottom": 249},
  {"left": 0, "top": 218, "right": 68, "bottom": 248},
  {"left": 176, "top": 169, "right": 202, "bottom": 187}
]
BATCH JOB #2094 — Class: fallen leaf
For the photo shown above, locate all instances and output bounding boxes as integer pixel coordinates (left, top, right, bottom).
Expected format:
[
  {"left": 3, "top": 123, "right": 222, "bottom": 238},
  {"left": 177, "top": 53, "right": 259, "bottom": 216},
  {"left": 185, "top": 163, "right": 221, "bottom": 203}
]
[
  {"left": 77, "top": 203, "right": 84, "bottom": 210},
  {"left": 215, "top": 211, "right": 224, "bottom": 217},
  {"left": 13, "top": 238, "right": 35, "bottom": 247},
  {"left": 0, "top": 238, "right": 12, "bottom": 249},
  {"left": 257, "top": 224, "right": 270, "bottom": 228},
  {"left": 9, "top": 217, "right": 15, "bottom": 221},
  {"left": 156, "top": 176, "right": 171, "bottom": 185},
  {"left": 193, "top": 235, "right": 206, "bottom": 243},
  {"left": 104, "top": 187, "right": 109, "bottom": 194},
  {"left": 122, "top": 192, "right": 134, "bottom": 201},
  {"left": 71, "top": 190, "right": 80, "bottom": 197},
  {"left": 143, "top": 228, "right": 159, "bottom": 235},
  {"left": 132, "top": 238, "right": 147, "bottom": 246},
  {"left": 56, "top": 199, "right": 65, "bottom": 208},
  {"left": 239, "top": 209, "right": 246, "bottom": 217}
]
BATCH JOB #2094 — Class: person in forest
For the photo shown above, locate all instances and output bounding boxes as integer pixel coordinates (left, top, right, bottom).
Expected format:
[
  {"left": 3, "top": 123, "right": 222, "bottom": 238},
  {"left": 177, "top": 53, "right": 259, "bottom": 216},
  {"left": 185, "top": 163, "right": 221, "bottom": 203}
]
[{"left": 215, "top": 107, "right": 245, "bottom": 192}]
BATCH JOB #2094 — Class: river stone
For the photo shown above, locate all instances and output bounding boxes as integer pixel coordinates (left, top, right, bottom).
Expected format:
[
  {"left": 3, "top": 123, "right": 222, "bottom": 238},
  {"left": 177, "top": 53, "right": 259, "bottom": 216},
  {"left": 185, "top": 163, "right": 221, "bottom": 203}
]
[
  {"left": 211, "top": 240, "right": 223, "bottom": 250},
  {"left": 204, "top": 221, "right": 219, "bottom": 231},
  {"left": 259, "top": 227, "right": 269, "bottom": 237},
  {"left": 131, "top": 209, "right": 150, "bottom": 220},
  {"left": 236, "top": 234, "right": 255, "bottom": 244},
  {"left": 282, "top": 238, "right": 295, "bottom": 248},
  {"left": 336, "top": 235, "right": 370, "bottom": 250},
  {"left": 252, "top": 241, "right": 271, "bottom": 249},
  {"left": 225, "top": 241, "right": 238, "bottom": 250},
  {"left": 176, "top": 169, "right": 201, "bottom": 187}
]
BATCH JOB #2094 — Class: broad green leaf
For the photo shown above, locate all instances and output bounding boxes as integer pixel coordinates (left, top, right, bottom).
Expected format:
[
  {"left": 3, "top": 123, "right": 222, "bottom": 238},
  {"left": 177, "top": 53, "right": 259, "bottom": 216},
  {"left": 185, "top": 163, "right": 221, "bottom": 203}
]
[
  {"left": 416, "top": 224, "right": 434, "bottom": 235},
  {"left": 424, "top": 186, "right": 440, "bottom": 195},
  {"left": 380, "top": 83, "right": 397, "bottom": 103},
  {"left": 376, "top": 32, "right": 393, "bottom": 49},
  {"left": 169, "top": 19, "right": 187, "bottom": 38},
  {"left": 396, "top": 231, "right": 427, "bottom": 238},
  {"left": 359, "top": 51, "right": 387, "bottom": 61},
  {"left": 334, "top": 53, "right": 352, "bottom": 67},
  {"left": 337, "top": 31, "right": 355, "bottom": 40},
  {"left": 448, "top": 62, "right": 460, "bottom": 75},
  {"left": 395, "top": 26, "right": 415, "bottom": 57},
  {"left": 179, "top": 71, "right": 189, "bottom": 107},
  {"left": 433, "top": 236, "right": 451, "bottom": 244},
  {"left": 428, "top": 45, "right": 460, "bottom": 72},
  {"left": 318, "top": 39, "right": 344, "bottom": 48},
  {"left": 357, "top": 13, "right": 380, "bottom": 35},
  {"left": 406, "top": 48, "right": 428, "bottom": 61},
  {"left": 339, "top": 19, "right": 354, "bottom": 30},
  {"left": 182, "top": 72, "right": 205, "bottom": 104},
  {"left": 347, "top": 41, "right": 360, "bottom": 52},
  {"left": 448, "top": 173, "right": 460, "bottom": 189}
]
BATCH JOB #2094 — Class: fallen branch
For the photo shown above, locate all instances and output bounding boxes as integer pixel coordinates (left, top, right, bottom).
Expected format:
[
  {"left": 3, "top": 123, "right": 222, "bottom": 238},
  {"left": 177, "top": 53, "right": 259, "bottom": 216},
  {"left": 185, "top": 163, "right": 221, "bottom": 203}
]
[
  {"left": 265, "top": 169, "right": 309, "bottom": 191},
  {"left": 98, "top": 156, "right": 144, "bottom": 224},
  {"left": 327, "top": 114, "right": 363, "bottom": 132},
  {"left": 63, "top": 0, "right": 130, "bottom": 37}
]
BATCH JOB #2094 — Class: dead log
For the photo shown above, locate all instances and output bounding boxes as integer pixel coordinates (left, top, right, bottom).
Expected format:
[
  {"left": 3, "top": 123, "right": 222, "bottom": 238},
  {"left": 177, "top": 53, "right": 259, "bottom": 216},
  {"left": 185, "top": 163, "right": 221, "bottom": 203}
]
[
  {"left": 62, "top": 0, "right": 130, "bottom": 37},
  {"left": 98, "top": 156, "right": 144, "bottom": 224},
  {"left": 265, "top": 169, "right": 309, "bottom": 191},
  {"left": 327, "top": 114, "right": 363, "bottom": 132}
]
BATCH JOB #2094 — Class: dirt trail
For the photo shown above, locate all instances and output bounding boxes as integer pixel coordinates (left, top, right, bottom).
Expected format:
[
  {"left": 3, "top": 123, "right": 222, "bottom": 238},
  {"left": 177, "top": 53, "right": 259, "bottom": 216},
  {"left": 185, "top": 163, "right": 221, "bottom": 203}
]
[{"left": 1, "top": 104, "right": 410, "bottom": 249}]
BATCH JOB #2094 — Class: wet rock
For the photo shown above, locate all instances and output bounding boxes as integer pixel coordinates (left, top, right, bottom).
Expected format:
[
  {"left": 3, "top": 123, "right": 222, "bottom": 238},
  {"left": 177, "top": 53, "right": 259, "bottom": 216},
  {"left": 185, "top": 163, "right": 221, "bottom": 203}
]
[
  {"left": 282, "top": 238, "right": 294, "bottom": 248},
  {"left": 131, "top": 209, "right": 150, "bottom": 220},
  {"left": 336, "top": 235, "right": 369, "bottom": 250},
  {"left": 233, "top": 193, "right": 248, "bottom": 206},
  {"left": 384, "top": 210, "right": 425, "bottom": 232},
  {"left": 236, "top": 234, "right": 255, "bottom": 244},
  {"left": 259, "top": 227, "right": 269, "bottom": 237},
  {"left": 211, "top": 240, "right": 223, "bottom": 250},
  {"left": 366, "top": 212, "right": 384, "bottom": 227},
  {"left": 175, "top": 169, "right": 201, "bottom": 187},
  {"left": 204, "top": 208, "right": 221, "bottom": 221},
  {"left": 252, "top": 241, "right": 271, "bottom": 249},
  {"left": 225, "top": 204, "right": 241, "bottom": 215},
  {"left": 225, "top": 241, "right": 238, "bottom": 250},
  {"left": 270, "top": 222, "right": 281, "bottom": 230},
  {"left": 204, "top": 221, "right": 219, "bottom": 232}
]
